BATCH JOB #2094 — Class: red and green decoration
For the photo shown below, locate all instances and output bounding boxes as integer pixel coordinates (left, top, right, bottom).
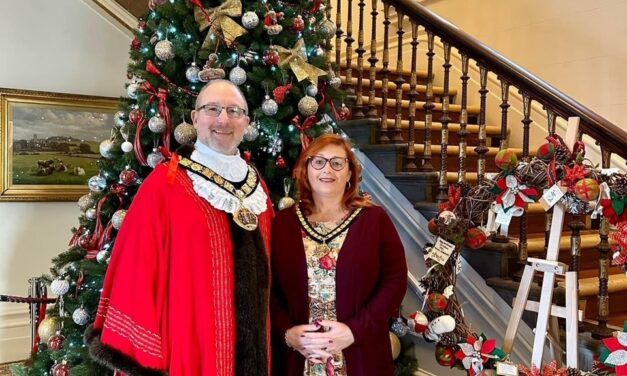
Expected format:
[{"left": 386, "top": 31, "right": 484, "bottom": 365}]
[
  {"left": 455, "top": 333, "right": 506, "bottom": 376},
  {"left": 600, "top": 322, "right": 627, "bottom": 375}
]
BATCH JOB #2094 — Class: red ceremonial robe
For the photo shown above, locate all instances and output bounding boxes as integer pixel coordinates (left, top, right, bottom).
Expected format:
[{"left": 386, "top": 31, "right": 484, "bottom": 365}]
[{"left": 89, "top": 162, "right": 273, "bottom": 375}]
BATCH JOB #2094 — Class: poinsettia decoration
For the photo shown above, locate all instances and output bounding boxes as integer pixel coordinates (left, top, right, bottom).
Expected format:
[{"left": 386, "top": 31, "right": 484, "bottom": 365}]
[
  {"left": 601, "top": 193, "right": 627, "bottom": 225},
  {"left": 439, "top": 185, "right": 462, "bottom": 212},
  {"left": 491, "top": 175, "right": 539, "bottom": 215},
  {"left": 600, "top": 322, "right": 627, "bottom": 375},
  {"left": 561, "top": 164, "right": 588, "bottom": 189},
  {"left": 455, "top": 333, "right": 506, "bottom": 376}
]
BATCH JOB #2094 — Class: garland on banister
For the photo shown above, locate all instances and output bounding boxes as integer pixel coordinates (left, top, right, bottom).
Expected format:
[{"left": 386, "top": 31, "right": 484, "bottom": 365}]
[{"left": 388, "top": 134, "right": 627, "bottom": 375}]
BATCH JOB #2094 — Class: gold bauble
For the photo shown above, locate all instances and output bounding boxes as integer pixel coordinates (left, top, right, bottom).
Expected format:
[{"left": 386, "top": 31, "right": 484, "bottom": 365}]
[
  {"left": 38, "top": 316, "right": 60, "bottom": 343},
  {"left": 389, "top": 332, "right": 401, "bottom": 360},
  {"left": 278, "top": 196, "right": 296, "bottom": 210},
  {"left": 174, "top": 122, "right": 197, "bottom": 145}
]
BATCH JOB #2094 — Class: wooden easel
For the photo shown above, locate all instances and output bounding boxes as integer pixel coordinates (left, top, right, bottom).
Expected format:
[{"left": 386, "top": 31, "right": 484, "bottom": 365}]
[{"left": 502, "top": 117, "right": 581, "bottom": 369}]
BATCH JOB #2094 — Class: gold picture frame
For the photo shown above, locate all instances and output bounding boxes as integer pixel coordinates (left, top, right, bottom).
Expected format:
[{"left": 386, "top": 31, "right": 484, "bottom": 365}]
[{"left": 0, "top": 88, "right": 119, "bottom": 201}]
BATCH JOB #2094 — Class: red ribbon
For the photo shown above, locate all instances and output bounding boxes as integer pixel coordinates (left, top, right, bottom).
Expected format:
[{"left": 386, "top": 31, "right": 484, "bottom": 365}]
[
  {"left": 68, "top": 225, "right": 84, "bottom": 247},
  {"left": 85, "top": 192, "right": 123, "bottom": 259},
  {"left": 312, "top": 0, "right": 323, "bottom": 13},
  {"left": 292, "top": 115, "right": 318, "bottom": 150},
  {"left": 190, "top": 0, "right": 212, "bottom": 24},
  {"left": 142, "top": 80, "right": 172, "bottom": 151},
  {"left": 133, "top": 114, "right": 148, "bottom": 166},
  {"left": 318, "top": 82, "right": 340, "bottom": 119},
  {"left": 146, "top": 60, "right": 197, "bottom": 96}
]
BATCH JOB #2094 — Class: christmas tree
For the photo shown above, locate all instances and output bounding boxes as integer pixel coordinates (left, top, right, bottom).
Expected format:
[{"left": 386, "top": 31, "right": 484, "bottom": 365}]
[{"left": 13, "top": 0, "right": 344, "bottom": 374}]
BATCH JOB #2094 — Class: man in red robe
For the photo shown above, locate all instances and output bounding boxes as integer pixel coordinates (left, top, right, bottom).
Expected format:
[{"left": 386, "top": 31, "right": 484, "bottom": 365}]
[{"left": 87, "top": 80, "right": 273, "bottom": 376}]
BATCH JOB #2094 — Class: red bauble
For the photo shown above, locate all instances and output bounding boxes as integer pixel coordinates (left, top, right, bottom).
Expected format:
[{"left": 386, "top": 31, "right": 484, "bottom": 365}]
[
  {"left": 427, "top": 218, "right": 439, "bottom": 235},
  {"left": 109, "top": 183, "right": 127, "bottom": 196},
  {"left": 263, "top": 48, "right": 280, "bottom": 66},
  {"left": 78, "top": 234, "right": 93, "bottom": 249},
  {"left": 137, "top": 21, "right": 146, "bottom": 31},
  {"left": 243, "top": 150, "right": 252, "bottom": 162},
  {"left": 426, "top": 292, "right": 449, "bottom": 313},
  {"left": 129, "top": 109, "right": 142, "bottom": 125},
  {"left": 435, "top": 344, "right": 457, "bottom": 367},
  {"left": 337, "top": 104, "right": 351, "bottom": 121},
  {"left": 119, "top": 168, "right": 139, "bottom": 185},
  {"left": 291, "top": 15, "right": 305, "bottom": 31},
  {"left": 131, "top": 37, "right": 141, "bottom": 51},
  {"left": 47, "top": 333, "right": 65, "bottom": 351},
  {"left": 276, "top": 156, "right": 287, "bottom": 169},
  {"left": 464, "top": 227, "right": 488, "bottom": 249},
  {"left": 51, "top": 361, "right": 71, "bottom": 376}
]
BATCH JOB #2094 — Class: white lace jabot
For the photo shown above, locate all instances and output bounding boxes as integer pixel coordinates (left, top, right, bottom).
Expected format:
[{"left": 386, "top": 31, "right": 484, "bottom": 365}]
[{"left": 187, "top": 141, "right": 268, "bottom": 215}]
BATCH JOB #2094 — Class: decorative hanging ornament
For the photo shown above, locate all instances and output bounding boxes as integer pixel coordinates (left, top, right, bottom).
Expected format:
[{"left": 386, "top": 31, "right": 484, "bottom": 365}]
[
  {"left": 85, "top": 208, "right": 97, "bottom": 221},
  {"left": 131, "top": 37, "right": 141, "bottom": 51},
  {"left": 50, "top": 360, "right": 71, "bottom": 376},
  {"left": 77, "top": 193, "right": 95, "bottom": 212},
  {"left": 337, "top": 103, "right": 351, "bottom": 120},
  {"left": 96, "top": 250, "right": 111, "bottom": 264},
  {"left": 241, "top": 11, "right": 259, "bottom": 29},
  {"left": 319, "top": 16, "right": 337, "bottom": 39},
  {"left": 47, "top": 332, "right": 66, "bottom": 351},
  {"left": 38, "top": 316, "right": 60, "bottom": 343},
  {"left": 198, "top": 62, "right": 226, "bottom": 82},
  {"left": 278, "top": 178, "right": 296, "bottom": 210},
  {"left": 154, "top": 39, "right": 175, "bottom": 61},
  {"left": 243, "top": 150, "right": 252, "bottom": 162},
  {"left": 127, "top": 81, "right": 140, "bottom": 99},
  {"left": 291, "top": 15, "right": 305, "bottom": 32},
  {"left": 147, "top": 148, "right": 165, "bottom": 168},
  {"left": 121, "top": 140, "right": 134, "bottom": 153},
  {"left": 298, "top": 95, "right": 318, "bottom": 117},
  {"left": 262, "top": 47, "right": 280, "bottom": 66},
  {"left": 119, "top": 167, "right": 139, "bottom": 186},
  {"left": 390, "top": 332, "right": 401, "bottom": 360},
  {"left": 574, "top": 178, "right": 600, "bottom": 201},
  {"left": 193, "top": 0, "right": 248, "bottom": 48},
  {"left": 262, "top": 95, "right": 278, "bottom": 116},
  {"left": 88, "top": 175, "right": 107, "bottom": 192},
  {"left": 50, "top": 278, "right": 70, "bottom": 296},
  {"left": 243, "top": 120, "right": 259, "bottom": 142},
  {"left": 435, "top": 344, "right": 457, "bottom": 367},
  {"left": 129, "top": 109, "right": 142, "bottom": 125},
  {"left": 306, "top": 84, "right": 318, "bottom": 97},
  {"left": 78, "top": 233, "right": 93, "bottom": 249},
  {"left": 99, "top": 139, "right": 115, "bottom": 159},
  {"left": 273, "top": 83, "right": 293, "bottom": 104},
  {"left": 408, "top": 311, "right": 429, "bottom": 334},
  {"left": 72, "top": 307, "right": 90, "bottom": 326},
  {"left": 390, "top": 318, "right": 409, "bottom": 337},
  {"left": 229, "top": 65, "right": 247, "bottom": 85},
  {"left": 494, "top": 148, "right": 519, "bottom": 171},
  {"left": 275, "top": 155, "right": 287, "bottom": 169},
  {"left": 148, "top": 114, "right": 167, "bottom": 133},
  {"left": 328, "top": 69, "right": 342, "bottom": 89},
  {"left": 114, "top": 111, "right": 127, "bottom": 127},
  {"left": 185, "top": 62, "right": 201, "bottom": 83},
  {"left": 174, "top": 121, "right": 197, "bottom": 144},
  {"left": 263, "top": 10, "right": 284, "bottom": 35},
  {"left": 111, "top": 209, "right": 127, "bottom": 230}
]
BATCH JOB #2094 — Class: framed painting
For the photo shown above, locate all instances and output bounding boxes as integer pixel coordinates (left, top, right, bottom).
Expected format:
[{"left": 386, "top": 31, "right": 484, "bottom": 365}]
[{"left": 0, "top": 88, "right": 119, "bottom": 201}]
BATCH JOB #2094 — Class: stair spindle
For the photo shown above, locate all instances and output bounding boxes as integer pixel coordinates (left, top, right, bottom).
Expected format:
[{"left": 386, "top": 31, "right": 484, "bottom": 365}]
[
  {"left": 517, "top": 93, "right": 533, "bottom": 263},
  {"left": 474, "top": 65, "right": 489, "bottom": 184},
  {"left": 498, "top": 78, "right": 510, "bottom": 149},
  {"left": 366, "top": 0, "right": 379, "bottom": 117},
  {"left": 457, "top": 53, "right": 470, "bottom": 183},
  {"left": 437, "top": 41, "right": 452, "bottom": 202},
  {"left": 344, "top": 0, "right": 355, "bottom": 95},
  {"left": 546, "top": 108, "right": 557, "bottom": 136},
  {"left": 334, "top": 0, "right": 343, "bottom": 70},
  {"left": 353, "top": 0, "right": 367, "bottom": 119},
  {"left": 420, "top": 31, "right": 435, "bottom": 172},
  {"left": 377, "top": 3, "right": 391, "bottom": 143},
  {"left": 404, "top": 21, "right": 419, "bottom": 171},
  {"left": 392, "top": 11, "right": 405, "bottom": 142}
]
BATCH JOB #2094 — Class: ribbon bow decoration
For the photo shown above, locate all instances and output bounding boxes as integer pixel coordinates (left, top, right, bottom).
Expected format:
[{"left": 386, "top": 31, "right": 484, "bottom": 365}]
[
  {"left": 488, "top": 175, "right": 539, "bottom": 236},
  {"left": 192, "top": 0, "right": 246, "bottom": 47},
  {"left": 275, "top": 39, "right": 327, "bottom": 85},
  {"left": 455, "top": 334, "right": 504, "bottom": 376}
]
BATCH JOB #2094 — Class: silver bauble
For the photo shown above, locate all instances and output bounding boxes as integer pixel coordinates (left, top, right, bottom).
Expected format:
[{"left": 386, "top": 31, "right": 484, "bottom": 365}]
[
  {"left": 278, "top": 196, "right": 296, "bottom": 210},
  {"left": 390, "top": 319, "right": 409, "bottom": 337},
  {"left": 319, "top": 17, "right": 337, "bottom": 38},
  {"left": 174, "top": 122, "right": 197, "bottom": 144},
  {"left": 114, "top": 111, "right": 127, "bottom": 127},
  {"left": 242, "top": 11, "right": 259, "bottom": 29},
  {"left": 306, "top": 84, "right": 318, "bottom": 97},
  {"left": 85, "top": 208, "right": 97, "bottom": 221},
  {"left": 72, "top": 307, "right": 90, "bottom": 326},
  {"left": 229, "top": 66, "right": 247, "bottom": 85},
  {"left": 261, "top": 95, "right": 278, "bottom": 116},
  {"left": 88, "top": 176, "right": 107, "bottom": 192},
  {"left": 127, "top": 82, "right": 140, "bottom": 99},
  {"left": 96, "top": 250, "right": 111, "bottom": 264},
  {"left": 121, "top": 141, "right": 134, "bottom": 153},
  {"left": 78, "top": 193, "right": 95, "bottom": 212},
  {"left": 155, "top": 39, "right": 175, "bottom": 61},
  {"left": 298, "top": 95, "right": 319, "bottom": 116},
  {"left": 111, "top": 209, "right": 127, "bottom": 230},
  {"left": 185, "top": 62, "right": 200, "bottom": 83},
  {"left": 148, "top": 114, "right": 167, "bottom": 133},
  {"left": 147, "top": 149, "right": 165, "bottom": 168},
  {"left": 329, "top": 76, "right": 342, "bottom": 89},
  {"left": 99, "top": 139, "right": 115, "bottom": 159},
  {"left": 243, "top": 123, "right": 259, "bottom": 142},
  {"left": 50, "top": 278, "right": 70, "bottom": 296}
]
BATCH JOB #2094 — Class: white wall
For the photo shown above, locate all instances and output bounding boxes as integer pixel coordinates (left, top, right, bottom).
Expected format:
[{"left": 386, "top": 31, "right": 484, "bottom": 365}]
[{"left": 0, "top": 0, "right": 130, "bottom": 362}]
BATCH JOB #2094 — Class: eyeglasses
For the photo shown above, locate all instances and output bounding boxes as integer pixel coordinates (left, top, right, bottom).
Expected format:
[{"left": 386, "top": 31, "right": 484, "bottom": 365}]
[
  {"left": 196, "top": 104, "right": 247, "bottom": 119},
  {"left": 308, "top": 156, "right": 348, "bottom": 171}
]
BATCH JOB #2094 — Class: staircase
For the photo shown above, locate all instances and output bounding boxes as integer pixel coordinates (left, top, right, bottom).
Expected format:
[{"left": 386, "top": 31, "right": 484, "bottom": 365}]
[{"left": 333, "top": 0, "right": 627, "bottom": 345}]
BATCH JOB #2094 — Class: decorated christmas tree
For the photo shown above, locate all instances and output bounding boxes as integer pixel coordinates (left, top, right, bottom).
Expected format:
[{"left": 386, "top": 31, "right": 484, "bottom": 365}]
[{"left": 12, "top": 0, "right": 345, "bottom": 374}]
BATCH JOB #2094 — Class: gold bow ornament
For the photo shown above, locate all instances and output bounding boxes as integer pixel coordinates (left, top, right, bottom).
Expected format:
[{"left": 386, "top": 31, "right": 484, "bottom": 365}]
[
  {"left": 276, "top": 39, "right": 327, "bottom": 85},
  {"left": 193, "top": 0, "right": 247, "bottom": 48}
]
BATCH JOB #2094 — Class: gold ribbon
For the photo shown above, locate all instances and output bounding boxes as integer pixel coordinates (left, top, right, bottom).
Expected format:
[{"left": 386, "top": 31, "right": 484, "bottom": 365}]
[
  {"left": 194, "top": 0, "right": 246, "bottom": 47},
  {"left": 276, "top": 39, "right": 327, "bottom": 85}
]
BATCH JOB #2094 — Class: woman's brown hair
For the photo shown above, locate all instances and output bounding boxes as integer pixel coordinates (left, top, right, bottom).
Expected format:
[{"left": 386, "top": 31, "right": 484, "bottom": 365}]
[{"left": 293, "top": 134, "right": 373, "bottom": 215}]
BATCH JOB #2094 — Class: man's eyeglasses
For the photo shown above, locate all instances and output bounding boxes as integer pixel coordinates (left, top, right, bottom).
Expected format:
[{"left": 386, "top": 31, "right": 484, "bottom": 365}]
[
  {"left": 308, "top": 156, "right": 348, "bottom": 171},
  {"left": 196, "top": 104, "right": 247, "bottom": 119}
]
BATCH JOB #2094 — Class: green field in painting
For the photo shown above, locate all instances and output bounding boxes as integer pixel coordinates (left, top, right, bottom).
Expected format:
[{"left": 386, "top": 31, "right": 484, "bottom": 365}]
[{"left": 12, "top": 150, "right": 100, "bottom": 185}]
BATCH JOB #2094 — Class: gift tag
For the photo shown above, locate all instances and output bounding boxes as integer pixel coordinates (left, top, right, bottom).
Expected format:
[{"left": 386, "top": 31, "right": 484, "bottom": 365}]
[
  {"left": 495, "top": 210, "right": 513, "bottom": 227},
  {"left": 496, "top": 362, "right": 519, "bottom": 376},
  {"left": 428, "top": 237, "right": 456, "bottom": 265},
  {"left": 539, "top": 184, "right": 567, "bottom": 211}
]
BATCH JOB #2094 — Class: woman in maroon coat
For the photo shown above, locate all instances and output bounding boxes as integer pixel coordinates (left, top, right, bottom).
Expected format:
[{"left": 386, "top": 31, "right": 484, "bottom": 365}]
[{"left": 271, "top": 134, "right": 408, "bottom": 376}]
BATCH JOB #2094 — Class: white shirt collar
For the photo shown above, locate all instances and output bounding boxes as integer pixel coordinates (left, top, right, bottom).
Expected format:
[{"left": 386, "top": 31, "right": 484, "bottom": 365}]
[{"left": 190, "top": 141, "right": 247, "bottom": 181}]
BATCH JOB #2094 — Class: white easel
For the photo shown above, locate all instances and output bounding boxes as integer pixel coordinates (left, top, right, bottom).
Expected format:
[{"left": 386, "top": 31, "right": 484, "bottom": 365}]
[{"left": 502, "top": 117, "right": 581, "bottom": 369}]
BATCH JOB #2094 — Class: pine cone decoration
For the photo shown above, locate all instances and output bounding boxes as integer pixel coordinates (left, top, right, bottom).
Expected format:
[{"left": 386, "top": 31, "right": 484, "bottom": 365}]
[
  {"left": 554, "top": 144, "right": 571, "bottom": 166},
  {"left": 438, "top": 332, "right": 457, "bottom": 347},
  {"left": 566, "top": 368, "right": 581, "bottom": 376}
]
